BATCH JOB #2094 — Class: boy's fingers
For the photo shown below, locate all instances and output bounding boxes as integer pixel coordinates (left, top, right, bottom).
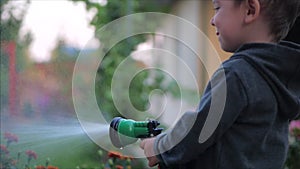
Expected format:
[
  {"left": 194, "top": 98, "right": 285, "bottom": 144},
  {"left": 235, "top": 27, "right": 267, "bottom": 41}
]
[
  {"left": 140, "top": 138, "right": 159, "bottom": 167},
  {"left": 147, "top": 156, "right": 159, "bottom": 167},
  {"left": 140, "top": 139, "right": 145, "bottom": 149}
]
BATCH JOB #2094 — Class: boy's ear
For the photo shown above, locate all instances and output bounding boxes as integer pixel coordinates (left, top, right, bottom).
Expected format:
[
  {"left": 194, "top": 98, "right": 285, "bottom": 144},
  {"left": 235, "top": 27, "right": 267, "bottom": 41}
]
[{"left": 244, "top": 0, "right": 260, "bottom": 23}]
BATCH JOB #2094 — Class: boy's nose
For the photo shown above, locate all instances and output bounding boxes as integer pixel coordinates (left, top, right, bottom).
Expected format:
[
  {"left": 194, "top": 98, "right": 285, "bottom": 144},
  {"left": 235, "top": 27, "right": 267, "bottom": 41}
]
[{"left": 210, "top": 17, "right": 215, "bottom": 26}]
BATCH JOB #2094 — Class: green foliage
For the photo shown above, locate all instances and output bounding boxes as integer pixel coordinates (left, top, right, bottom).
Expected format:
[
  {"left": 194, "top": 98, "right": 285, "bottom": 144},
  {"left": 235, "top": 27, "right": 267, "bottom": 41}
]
[
  {"left": 73, "top": 0, "right": 177, "bottom": 119},
  {"left": 286, "top": 120, "right": 300, "bottom": 169},
  {"left": 286, "top": 140, "right": 300, "bottom": 169},
  {"left": 0, "top": 50, "right": 9, "bottom": 106},
  {"left": 22, "top": 102, "right": 34, "bottom": 118},
  {"left": 0, "top": 0, "right": 30, "bottom": 41},
  {"left": 0, "top": 131, "right": 101, "bottom": 169},
  {"left": 50, "top": 39, "right": 80, "bottom": 62},
  {"left": 1, "top": 0, "right": 32, "bottom": 69}
]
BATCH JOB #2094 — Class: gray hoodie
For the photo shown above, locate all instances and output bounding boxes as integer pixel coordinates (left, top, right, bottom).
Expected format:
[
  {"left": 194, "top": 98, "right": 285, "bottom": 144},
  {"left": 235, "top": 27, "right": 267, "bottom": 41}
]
[{"left": 154, "top": 41, "right": 300, "bottom": 169}]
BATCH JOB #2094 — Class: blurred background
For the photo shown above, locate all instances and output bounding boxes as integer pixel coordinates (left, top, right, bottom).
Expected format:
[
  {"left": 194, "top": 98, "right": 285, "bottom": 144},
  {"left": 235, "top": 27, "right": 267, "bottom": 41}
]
[
  {"left": 1, "top": 0, "right": 230, "bottom": 121},
  {"left": 1, "top": 0, "right": 299, "bottom": 169}
]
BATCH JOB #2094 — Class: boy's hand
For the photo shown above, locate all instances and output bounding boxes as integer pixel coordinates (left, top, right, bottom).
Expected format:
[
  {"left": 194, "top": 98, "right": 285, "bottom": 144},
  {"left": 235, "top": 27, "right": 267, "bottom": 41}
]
[{"left": 140, "top": 137, "right": 159, "bottom": 167}]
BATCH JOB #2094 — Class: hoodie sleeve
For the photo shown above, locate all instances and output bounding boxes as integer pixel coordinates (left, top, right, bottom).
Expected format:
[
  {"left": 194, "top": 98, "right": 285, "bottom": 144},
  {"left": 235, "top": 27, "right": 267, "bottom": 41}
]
[{"left": 154, "top": 66, "right": 248, "bottom": 166}]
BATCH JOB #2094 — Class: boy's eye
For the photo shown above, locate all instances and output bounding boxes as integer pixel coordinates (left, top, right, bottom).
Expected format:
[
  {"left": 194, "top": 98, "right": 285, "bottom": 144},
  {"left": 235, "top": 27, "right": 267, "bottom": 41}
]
[{"left": 213, "top": 7, "right": 220, "bottom": 11}]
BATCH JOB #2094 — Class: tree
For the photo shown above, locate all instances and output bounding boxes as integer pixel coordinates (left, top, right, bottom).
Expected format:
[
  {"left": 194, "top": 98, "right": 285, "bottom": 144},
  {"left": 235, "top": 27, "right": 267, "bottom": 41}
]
[{"left": 72, "top": 0, "right": 178, "bottom": 119}]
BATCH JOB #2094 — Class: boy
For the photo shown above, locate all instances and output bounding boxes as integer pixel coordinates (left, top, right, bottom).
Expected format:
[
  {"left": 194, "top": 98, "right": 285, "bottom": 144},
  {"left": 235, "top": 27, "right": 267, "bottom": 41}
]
[{"left": 140, "top": 0, "right": 300, "bottom": 168}]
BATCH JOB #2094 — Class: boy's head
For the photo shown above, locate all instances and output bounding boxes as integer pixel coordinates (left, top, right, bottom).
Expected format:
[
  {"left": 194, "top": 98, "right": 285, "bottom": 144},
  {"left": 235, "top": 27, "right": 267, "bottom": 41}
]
[{"left": 211, "top": 0, "right": 300, "bottom": 52}]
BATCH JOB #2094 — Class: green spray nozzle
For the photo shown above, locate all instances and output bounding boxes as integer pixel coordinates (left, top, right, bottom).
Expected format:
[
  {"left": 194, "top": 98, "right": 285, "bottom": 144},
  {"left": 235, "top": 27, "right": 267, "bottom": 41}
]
[{"left": 109, "top": 117, "right": 163, "bottom": 148}]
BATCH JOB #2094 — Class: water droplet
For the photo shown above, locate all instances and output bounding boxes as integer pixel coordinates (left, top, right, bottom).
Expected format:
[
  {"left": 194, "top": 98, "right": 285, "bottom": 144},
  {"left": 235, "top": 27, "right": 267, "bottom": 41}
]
[{"left": 120, "top": 147, "right": 123, "bottom": 150}]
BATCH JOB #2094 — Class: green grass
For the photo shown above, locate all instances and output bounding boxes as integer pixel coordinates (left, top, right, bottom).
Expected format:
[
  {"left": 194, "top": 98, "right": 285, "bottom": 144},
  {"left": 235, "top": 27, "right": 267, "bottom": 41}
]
[{"left": 1, "top": 132, "right": 101, "bottom": 168}]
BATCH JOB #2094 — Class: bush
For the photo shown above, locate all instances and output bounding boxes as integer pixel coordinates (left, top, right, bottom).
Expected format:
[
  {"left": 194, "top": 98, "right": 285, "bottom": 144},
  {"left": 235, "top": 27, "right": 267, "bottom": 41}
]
[
  {"left": 0, "top": 132, "right": 136, "bottom": 169},
  {"left": 285, "top": 120, "right": 300, "bottom": 169}
]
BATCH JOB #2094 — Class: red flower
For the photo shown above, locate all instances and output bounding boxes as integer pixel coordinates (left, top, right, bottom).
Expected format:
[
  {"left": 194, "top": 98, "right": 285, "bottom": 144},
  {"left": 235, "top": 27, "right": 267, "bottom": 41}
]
[
  {"left": 108, "top": 151, "right": 122, "bottom": 159},
  {"left": 116, "top": 165, "right": 124, "bottom": 169},
  {"left": 25, "top": 150, "right": 38, "bottom": 160},
  {"left": 4, "top": 132, "right": 18, "bottom": 144},
  {"left": 0, "top": 144, "right": 9, "bottom": 154},
  {"left": 108, "top": 151, "right": 133, "bottom": 160},
  {"left": 289, "top": 120, "right": 300, "bottom": 131},
  {"left": 290, "top": 120, "right": 300, "bottom": 139},
  {"left": 47, "top": 166, "right": 59, "bottom": 169}
]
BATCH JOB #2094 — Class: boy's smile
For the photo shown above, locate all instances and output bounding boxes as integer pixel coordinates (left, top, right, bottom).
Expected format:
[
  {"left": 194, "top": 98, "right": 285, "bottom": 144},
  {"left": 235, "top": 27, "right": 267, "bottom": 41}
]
[{"left": 211, "top": 0, "right": 246, "bottom": 52}]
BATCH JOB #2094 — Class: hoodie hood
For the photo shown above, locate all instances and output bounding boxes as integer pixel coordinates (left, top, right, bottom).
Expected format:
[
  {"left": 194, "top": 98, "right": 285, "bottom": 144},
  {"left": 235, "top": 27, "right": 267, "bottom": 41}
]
[{"left": 234, "top": 41, "right": 300, "bottom": 120}]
